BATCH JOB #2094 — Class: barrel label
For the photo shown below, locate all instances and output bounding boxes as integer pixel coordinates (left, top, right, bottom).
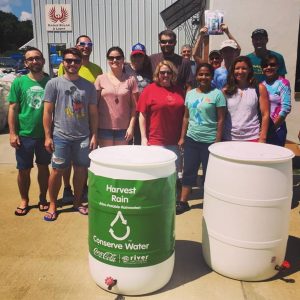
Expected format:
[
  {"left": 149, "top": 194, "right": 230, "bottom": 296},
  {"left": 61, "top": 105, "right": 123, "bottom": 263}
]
[{"left": 88, "top": 172, "right": 176, "bottom": 267}]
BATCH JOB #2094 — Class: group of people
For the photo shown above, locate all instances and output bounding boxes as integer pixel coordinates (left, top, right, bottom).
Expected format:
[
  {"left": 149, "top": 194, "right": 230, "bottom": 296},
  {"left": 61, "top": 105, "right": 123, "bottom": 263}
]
[
  {"left": 175, "top": 26, "right": 291, "bottom": 213},
  {"left": 8, "top": 25, "right": 291, "bottom": 221}
]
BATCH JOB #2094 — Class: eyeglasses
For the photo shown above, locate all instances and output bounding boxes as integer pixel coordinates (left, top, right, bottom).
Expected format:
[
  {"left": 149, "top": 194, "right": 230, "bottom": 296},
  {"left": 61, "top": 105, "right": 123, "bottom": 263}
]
[
  {"left": 262, "top": 63, "right": 277, "bottom": 68},
  {"left": 159, "top": 70, "right": 172, "bottom": 75},
  {"left": 63, "top": 58, "right": 82, "bottom": 64},
  {"left": 210, "top": 56, "right": 221, "bottom": 61},
  {"left": 78, "top": 42, "right": 93, "bottom": 47},
  {"left": 160, "top": 39, "right": 175, "bottom": 45},
  {"left": 107, "top": 56, "right": 123, "bottom": 61},
  {"left": 25, "top": 56, "right": 43, "bottom": 62}
]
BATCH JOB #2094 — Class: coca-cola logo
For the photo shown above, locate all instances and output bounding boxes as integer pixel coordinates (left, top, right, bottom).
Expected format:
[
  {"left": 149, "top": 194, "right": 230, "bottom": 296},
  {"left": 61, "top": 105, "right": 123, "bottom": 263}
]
[
  {"left": 48, "top": 6, "right": 68, "bottom": 23},
  {"left": 103, "top": 252, "right": 117, "bottom": 262},
  {"left": 93, "top": 248, "right": 117, "bottom": 262}
]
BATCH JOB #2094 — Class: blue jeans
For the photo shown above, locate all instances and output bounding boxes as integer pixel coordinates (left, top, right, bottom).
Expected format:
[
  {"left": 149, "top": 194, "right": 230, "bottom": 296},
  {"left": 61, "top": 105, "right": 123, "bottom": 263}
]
[
  {"left": 52, "top": 136, "right": 90, "bottom": 169},
  {"left": 182, "top": 136, "right": 212, "bottom": 186}
]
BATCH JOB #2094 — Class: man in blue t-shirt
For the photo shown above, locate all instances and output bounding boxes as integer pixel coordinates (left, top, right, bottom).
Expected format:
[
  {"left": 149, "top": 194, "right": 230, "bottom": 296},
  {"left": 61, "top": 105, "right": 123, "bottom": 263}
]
[{"left": 247, "top": 29, "right": 287, "bottom": 83}]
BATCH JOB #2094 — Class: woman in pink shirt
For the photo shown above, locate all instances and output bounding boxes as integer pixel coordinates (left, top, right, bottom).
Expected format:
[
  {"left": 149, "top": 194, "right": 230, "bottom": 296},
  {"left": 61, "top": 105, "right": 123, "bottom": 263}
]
[{"left": 94, "top": 47, "right": 139, "bottom": 147}]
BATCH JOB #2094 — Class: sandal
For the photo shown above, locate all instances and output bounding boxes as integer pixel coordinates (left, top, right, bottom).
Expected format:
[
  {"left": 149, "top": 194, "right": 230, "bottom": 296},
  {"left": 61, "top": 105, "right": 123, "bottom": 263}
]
[
  {"left": 38, "top": 201, "right": 49, "bottom": 212},
  {"left": 15, "top": 206, "right": 29, "bottom": 216},
  {"left": 44, "top": 211, "right": 57, "bottom": 221},
  {"left": 74, "top": 206, "right": 88, "bottom": 215}
]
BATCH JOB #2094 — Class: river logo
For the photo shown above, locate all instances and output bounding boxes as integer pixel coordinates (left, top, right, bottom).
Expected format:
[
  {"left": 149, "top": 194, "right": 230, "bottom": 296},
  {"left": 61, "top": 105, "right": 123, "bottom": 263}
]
[{"left": 121, "top": 254, "right": 149, "bottom": 265}]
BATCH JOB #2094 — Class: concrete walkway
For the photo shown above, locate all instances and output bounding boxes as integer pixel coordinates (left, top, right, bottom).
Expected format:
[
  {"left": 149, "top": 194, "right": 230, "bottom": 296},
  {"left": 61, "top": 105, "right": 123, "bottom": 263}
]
[{"left": 0, "top": 131, "right": 300, "bottom": 300}]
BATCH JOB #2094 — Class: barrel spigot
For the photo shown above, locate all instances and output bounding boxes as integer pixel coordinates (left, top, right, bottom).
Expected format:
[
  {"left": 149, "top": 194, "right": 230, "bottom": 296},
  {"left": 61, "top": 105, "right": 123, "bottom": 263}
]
[
  {"left": 105, "top": 276, "right": 117, "bottom": 290},
  {"left": 275, "top": 260, "right": 291, "bottom": 271}
]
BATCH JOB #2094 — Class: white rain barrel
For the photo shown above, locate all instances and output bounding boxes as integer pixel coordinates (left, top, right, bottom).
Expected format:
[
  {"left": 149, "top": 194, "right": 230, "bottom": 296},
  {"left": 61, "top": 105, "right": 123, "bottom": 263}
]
[
  {"left": 88, "top": 145, "right": 176, "bottom": 295},
  {"left": 202, "top": 141, "right": 294, "bottom": 281}
]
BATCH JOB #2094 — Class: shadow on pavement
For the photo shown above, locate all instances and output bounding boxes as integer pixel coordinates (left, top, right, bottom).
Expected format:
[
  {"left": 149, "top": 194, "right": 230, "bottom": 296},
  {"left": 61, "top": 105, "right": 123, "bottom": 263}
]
[
  {"left": 292, "top": 174, "right": 300, "bottom": 209},
  {"left": 284, "top": 235, "right": 300, "bottom": 275},
  {"left": 152, "top": 240, "right": 211, "bottom": 294},
  {"left": 188, "top": 187, "right": 204, "bottom": 201},
  {"left": 190, "top": 201, "right": 203, "bottom": 210}
]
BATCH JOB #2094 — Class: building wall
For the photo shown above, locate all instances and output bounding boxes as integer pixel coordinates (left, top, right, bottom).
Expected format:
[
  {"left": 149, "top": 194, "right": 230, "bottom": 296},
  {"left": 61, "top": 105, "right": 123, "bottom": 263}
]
[
  {"left": 31, "top": 0, "right": 199, "bottom": 73},
  {"left": 31, "top": 0, "right": 300, "bottom": 140},
  {"left": 208, "top": 0, "right": 300, "bottom": 141}
]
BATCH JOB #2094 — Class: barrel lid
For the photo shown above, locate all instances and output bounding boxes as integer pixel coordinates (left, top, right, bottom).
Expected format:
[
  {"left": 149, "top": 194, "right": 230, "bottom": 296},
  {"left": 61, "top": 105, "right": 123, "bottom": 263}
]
[
  {"left": 209, "top": 141, "right": 295, "bottom": 163},
  {"left": 89, "top": 145, "right": 177, "bottom": 167}
]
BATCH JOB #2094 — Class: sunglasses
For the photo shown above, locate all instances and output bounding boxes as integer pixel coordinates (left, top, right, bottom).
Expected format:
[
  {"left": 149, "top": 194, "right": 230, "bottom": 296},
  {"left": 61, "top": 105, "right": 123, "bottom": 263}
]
[
  {"left": 78, "top": 42, "right": 93, "bottom": 47},
  {"left": 64, "top": 58, "right": 82, "bottom": 64},
  {"left": 25, "top": 56, "right": 43, "bottom": 62},
  {"left": 159, "top": 70, "right": 172, "bottom": 75},
  {"left": 160, "top": 39, "right": 175, "bottom": 45},
  {"left": 107, "top": 56, "right": 123, "bottom": 61},
  {"left": 262, "top": 63, "right": 277, "bottom": 68}
]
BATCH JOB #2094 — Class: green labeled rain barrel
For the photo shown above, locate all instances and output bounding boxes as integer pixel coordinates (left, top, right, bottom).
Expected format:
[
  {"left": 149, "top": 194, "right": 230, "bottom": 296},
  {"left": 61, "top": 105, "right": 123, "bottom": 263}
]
[{"left": 88, "top": 145, "right": 176, "bottom": 295}]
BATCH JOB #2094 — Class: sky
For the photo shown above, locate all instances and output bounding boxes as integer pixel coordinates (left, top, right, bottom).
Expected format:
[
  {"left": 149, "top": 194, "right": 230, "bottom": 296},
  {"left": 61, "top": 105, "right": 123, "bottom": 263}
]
[{"left": 0, "top": 0, "right": 32, "bottom": 21}]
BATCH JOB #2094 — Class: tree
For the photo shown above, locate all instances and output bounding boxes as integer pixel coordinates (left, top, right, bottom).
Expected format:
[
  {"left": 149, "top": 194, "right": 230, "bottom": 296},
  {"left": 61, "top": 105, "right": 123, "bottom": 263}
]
[{"left": 0, "top": 11, "right": 33, "bottom": 55}]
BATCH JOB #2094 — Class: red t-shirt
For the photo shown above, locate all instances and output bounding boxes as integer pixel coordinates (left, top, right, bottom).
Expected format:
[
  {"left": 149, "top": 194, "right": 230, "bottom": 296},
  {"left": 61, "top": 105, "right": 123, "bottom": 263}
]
[{"left": 137, "top": 83, "right": 185, "bottom": 146}]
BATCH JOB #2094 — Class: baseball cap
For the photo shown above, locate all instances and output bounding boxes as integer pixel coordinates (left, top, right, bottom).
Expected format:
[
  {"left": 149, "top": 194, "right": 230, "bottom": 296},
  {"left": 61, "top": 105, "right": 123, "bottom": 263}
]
[
  {"left": 209, "top": 50, "right": 221, "bottom": 58},
  {"left": 220, "top": 40, "right": 238, "bottom": 51},
  {"left": 251, "top": 29, "right": 268, "bottom": 38},
  {"left": 131, "top": 43, "right": 146, "bottom": 56}
]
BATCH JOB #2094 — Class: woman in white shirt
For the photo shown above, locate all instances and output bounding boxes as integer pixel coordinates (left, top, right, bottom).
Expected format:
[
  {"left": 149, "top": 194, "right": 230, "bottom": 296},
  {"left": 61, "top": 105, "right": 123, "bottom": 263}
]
[{"left": 222, "top": 56, "right": 269, "bottom": 142}]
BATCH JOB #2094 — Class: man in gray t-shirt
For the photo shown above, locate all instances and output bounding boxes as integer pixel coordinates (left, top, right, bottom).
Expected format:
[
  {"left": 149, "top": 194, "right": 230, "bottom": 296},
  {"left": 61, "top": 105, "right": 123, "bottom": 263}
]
[{"left": 43, "top": 47, "right": 98, "bottom": 221}]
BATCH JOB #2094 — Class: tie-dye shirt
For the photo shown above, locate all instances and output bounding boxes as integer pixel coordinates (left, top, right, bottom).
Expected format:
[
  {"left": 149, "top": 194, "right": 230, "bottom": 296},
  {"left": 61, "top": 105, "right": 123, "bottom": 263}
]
[{"left": 262, "top": 76, "right": 291, "bottom": 122}]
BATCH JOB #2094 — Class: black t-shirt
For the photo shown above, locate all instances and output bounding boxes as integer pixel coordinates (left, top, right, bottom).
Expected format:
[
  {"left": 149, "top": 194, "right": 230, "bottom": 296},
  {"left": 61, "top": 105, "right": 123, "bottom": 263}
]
[{"left": 149, "top": 53, "right": 193, "bottom": 89}]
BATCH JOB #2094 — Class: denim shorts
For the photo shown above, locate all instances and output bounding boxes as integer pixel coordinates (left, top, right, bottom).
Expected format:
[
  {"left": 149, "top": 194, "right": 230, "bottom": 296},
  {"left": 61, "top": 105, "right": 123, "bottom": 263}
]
[
  {"left": 52, "top": 136, "right": 90, "bottom": 169},
  {"left": 98, "top": 129, "right": 127, "bottom": 141},
  {"left": 16, "top": 136, "right": 51, "bottom": 170}
]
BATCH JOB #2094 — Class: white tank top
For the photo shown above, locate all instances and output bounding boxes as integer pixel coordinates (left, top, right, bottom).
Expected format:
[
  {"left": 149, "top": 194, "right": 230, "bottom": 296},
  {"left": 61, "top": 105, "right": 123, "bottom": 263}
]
[{"left": 223, "top": 88, "right": 260, "bottom": 141}]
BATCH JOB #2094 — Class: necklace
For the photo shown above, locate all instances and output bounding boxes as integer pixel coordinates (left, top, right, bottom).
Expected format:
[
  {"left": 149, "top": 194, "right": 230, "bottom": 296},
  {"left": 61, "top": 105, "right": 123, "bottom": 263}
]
[
  {"left": 109, "top": 72, "right": 123, "bottom": 104},
  {"left": 114, "top": 86, "right": 120, "bottom": 104}
]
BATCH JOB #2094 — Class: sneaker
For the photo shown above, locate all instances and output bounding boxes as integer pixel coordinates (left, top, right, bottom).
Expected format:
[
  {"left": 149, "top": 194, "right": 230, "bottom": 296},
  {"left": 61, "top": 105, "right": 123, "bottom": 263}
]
[
  {"left": 63, "top": 186, "right": 74, "bottom": 199},
  {"left": 176, "top": 201, "right": 190, "bottom": 215}
]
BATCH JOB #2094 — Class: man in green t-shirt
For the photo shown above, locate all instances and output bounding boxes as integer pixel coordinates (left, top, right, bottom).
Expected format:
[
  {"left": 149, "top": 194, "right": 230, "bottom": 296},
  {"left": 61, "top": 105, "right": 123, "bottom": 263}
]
[
  {"left": 246, "top": 29, "right": 287, "bottom": 82},
  {"left": 8, "top": 47, "right": 51, "bottom": 216},
  {"left": 58, "top": 35, "right": 102, "bottom": 200}
]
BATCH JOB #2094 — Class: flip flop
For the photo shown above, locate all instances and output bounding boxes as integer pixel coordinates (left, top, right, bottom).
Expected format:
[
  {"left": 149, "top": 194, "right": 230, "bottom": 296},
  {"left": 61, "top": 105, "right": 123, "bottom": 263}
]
[
  {"left": 43, "top": 211, "right": 57, "bottom": 221},
  {"left": 38, "top": 201, "right": 50, "bottom": 212},
  {"left": 74, "top": 206, "right": 88, "bottom": 215},
  {"left": 15, "top": 206, "right": 29, "bottom": 216}
]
